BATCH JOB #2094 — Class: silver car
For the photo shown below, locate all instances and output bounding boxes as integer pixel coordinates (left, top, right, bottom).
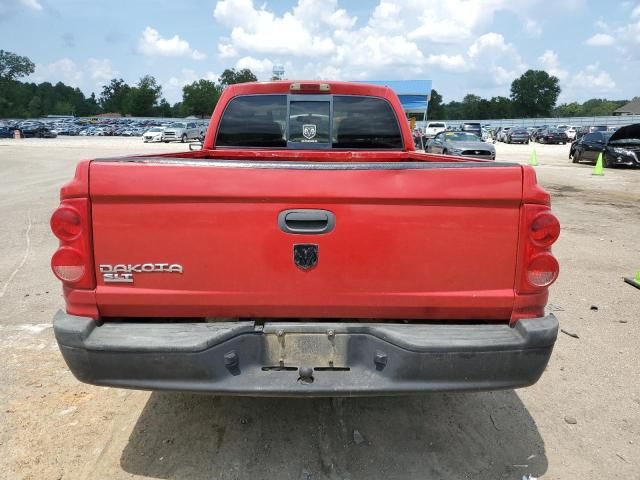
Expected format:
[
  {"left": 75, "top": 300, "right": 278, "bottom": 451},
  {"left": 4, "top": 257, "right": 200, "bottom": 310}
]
[
  {"left": 426, "top": 131, "right": 496, "bottom": 160},
  {"left": 162, "top": 122, "right": 202, "bottom": 143}
]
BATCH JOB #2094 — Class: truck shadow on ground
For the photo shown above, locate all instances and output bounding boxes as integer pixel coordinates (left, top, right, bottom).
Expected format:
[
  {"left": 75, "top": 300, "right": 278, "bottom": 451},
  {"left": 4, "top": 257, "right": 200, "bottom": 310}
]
[{"left": 120, "top": 390, "right": 546, "bottom": 479}]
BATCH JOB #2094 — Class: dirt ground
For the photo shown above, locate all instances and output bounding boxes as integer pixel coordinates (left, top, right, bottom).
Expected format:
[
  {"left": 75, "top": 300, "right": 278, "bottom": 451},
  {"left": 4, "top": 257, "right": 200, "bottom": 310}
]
[{"left": 0, "top": 137, "right": 638, "bottom": 480}]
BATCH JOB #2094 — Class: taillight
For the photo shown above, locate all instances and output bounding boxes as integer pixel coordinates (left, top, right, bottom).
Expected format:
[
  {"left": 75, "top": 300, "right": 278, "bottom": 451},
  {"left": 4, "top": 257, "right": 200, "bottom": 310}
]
[
  {"left": 51, "top": 206, "right": 82, "bottom": 241},
  {"left": 51, "top": 247, "right": 85, "bottom": 282},
  {"left": 530, "top": 212, "right": 560, "bottom": 247},
  {"left": 517, "top": 205, "right": 560, "bottom": 294},
  {"left": 512, "top": 203, "right": 560, "bottom": 323},
  {"left": 526, "top": 253, "right": 559, "bottom": 287},
  {"left": 50, "top": 198, "right": 95, "bottom": 289}
]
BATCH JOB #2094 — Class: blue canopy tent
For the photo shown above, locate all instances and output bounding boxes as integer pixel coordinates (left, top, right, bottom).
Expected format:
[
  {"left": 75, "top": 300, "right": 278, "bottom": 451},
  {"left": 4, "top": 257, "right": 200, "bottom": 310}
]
[{"left": 363, "top": 80, "right": 432, "bottom": 126}]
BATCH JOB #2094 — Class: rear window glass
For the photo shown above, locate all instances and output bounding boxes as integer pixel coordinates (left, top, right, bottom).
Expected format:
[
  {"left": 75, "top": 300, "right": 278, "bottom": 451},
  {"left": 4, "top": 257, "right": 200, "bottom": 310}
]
[
  {"left": 217, "top": 95, "right": 287, "bottom": 147},
  {"left": 428, "top": 123, "right": 445, "bottom": 128},
  {"left": 216, "top": 94, "right": 402, "bottom": 149},
  {"left": 332, "top": 96, "right": 402, "bottom": 149},
  {"left": 289, "top": 101, "right": 330, "bottom": 143}
]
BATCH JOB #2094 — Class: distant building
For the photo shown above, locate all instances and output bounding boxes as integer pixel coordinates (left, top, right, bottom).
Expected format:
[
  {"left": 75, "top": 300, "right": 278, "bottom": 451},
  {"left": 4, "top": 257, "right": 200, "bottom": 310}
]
[{"left": 613, "top": 99, "right": 640, "bottom": 116}]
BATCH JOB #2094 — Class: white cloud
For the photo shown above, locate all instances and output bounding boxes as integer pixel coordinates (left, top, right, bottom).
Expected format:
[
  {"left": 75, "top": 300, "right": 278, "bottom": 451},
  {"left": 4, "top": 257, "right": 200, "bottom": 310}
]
[
  {"left": 467, "top": 33, "right": 527, "bottom": 85},
  {"left": 217, "top": 43, "right": 238, "bottom": 58},
  {"left": 214, "top": 0, "right": 342, "bottom": 56},
  {"left": 20, "top": 0, "right": 42, "bottom": 10},
  {"left": 538, "top": 50, "right": 568, "bottom": 80},
  {"left": 235, "top": 56, "right": 273, "bottom": 74},
  {"left": 138, "top": 26, "right": 206, "bottom": 60},
  {"left": 87, "top": 58, "right": 117, "bottom": 83},
  {"left": 425, "top": 54, "right": 469, "bottom": 72},
  {"left": 570, "top": 63, "right": 616, "bottom": 90},
  {"left": 524, "top": 19, "right": 542, "bottom": 36},
  {"left": 468, "top": 32, "right": 511, "bottom": 57},
  {"left": 32, "top": 58, "right": 84, "bottom": 87},
  {"left": 585, "top": 33, "right": 615, "bottom": 46}
]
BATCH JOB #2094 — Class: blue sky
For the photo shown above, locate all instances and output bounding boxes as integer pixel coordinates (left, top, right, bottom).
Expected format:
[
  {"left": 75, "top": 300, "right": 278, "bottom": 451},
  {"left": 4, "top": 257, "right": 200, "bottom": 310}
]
[{"left": 1, "top": 0, "right": 638, "bottom": 104}]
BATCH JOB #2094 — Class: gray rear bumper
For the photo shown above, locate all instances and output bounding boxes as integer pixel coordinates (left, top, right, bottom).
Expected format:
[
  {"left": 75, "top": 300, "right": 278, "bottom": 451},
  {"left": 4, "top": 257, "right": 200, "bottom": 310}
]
[{"left": 53, "top": 311, "right": 558, "bottom": 396}]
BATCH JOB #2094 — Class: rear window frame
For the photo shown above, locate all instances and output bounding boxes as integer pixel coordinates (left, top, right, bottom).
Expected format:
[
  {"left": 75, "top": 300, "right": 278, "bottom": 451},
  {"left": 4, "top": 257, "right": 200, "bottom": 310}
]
[{"left": 214, "top": 93, "right": 403, "bottom": 150}]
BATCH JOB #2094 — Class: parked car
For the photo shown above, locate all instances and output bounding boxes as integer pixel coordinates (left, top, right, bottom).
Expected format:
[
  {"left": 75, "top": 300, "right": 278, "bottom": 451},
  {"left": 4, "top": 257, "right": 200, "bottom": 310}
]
[
  {"left": 497, "top": 127, "right": 512, "bottom": 142},
  {"left": 506, "top": 129, "right": 530, "bottom": 144},
  {"left": 49, "top": 80, "right": 559, "bottom": 396},
  {"left": 575, "top": 125, "right": 608, "bottom": 141},
  {"left": 0, "top": 126, "right": 15, "bottom": 138},
  {"left": 426, "top": 131, "right": 496, "bottom": 160},
  {"left": 536, "top": 128, "right": 568, "bottom": 144},
  {"left": 20, "top": 125, "right": 58, "bottom": 138},
  {"left": 564, "top": 126, "right": 578, "bottom": 141},
  {"left": 571, "top": 124, "right": 640, "bottom": 167},
  {"left": 424, "top": 121, "right": 447, "bottom": 139},
  {"left": 162, "top": 122, "right": 201, "bottom": 143},
  {"left": 461, "top": 122, "right": 482, "bottom": 138},
  {"left": 143, "top": 127, "right": 165, "bottom": 143}
]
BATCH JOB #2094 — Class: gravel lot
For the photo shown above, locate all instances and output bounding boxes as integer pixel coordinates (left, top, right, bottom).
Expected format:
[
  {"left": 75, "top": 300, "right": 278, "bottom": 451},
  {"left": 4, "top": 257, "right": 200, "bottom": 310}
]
[{"left": 0, "top": 137, "right": 638, "bottom": 480}]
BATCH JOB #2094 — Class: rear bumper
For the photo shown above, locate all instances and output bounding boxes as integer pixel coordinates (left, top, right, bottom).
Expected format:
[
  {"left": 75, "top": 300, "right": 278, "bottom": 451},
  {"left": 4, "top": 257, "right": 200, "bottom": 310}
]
[{"left": 53, "top": 311, "right": 558, "bottom": 396}]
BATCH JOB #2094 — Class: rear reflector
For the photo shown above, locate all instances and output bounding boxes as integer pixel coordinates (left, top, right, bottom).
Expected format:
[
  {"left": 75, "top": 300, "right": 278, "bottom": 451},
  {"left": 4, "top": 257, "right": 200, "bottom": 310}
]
[
  {"left": 526, "top": 254, "right": 559, "bottom": 288},
  {"left": 51, "top": 247, "right": 86, "bottom": 283}
]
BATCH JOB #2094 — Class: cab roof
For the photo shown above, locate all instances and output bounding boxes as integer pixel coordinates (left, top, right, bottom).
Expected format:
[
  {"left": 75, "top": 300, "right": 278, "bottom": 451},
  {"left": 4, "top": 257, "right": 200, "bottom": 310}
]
[{"left": 224, "top": 80, "right": 396, "bottom": 98}]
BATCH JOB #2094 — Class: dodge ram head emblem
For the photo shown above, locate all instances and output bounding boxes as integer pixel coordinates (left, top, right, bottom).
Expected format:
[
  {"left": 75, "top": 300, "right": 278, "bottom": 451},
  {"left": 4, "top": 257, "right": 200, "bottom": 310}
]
[
  {"left": 302, "top": 124, "right": 316, "bottom": 140},
  {"left": 293, "top": 244, "right": 318, "bottom": 270}
]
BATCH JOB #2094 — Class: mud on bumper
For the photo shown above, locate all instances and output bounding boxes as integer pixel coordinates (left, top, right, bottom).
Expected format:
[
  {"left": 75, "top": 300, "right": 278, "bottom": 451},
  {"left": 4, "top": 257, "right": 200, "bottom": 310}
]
[{"left": 53, "top": 312, "right": 558, "bottom": 396}]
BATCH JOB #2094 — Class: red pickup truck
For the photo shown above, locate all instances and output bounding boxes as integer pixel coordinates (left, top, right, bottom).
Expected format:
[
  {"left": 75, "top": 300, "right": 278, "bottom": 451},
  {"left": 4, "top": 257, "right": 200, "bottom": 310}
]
[{"left": 51, "top": 81, "right": 560, "bottom": 396}]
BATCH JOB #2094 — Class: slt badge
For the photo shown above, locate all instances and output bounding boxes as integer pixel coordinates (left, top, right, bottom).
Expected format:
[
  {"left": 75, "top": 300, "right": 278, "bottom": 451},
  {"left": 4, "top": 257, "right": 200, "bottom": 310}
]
[{"left": 100, "top": 263, "right": 183, "bottom": 284}]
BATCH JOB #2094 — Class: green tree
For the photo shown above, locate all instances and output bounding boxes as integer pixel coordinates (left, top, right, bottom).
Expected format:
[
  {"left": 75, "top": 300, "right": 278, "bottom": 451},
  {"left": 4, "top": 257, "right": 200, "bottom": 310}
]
[
  {"left": 218, "top": 68, "right": 257, "bottom": 87},
  {"left": 0, "top": 50, "right": 35, "bottom": 82},
  {"left": 129, "top": 75, "right": 162, "bottom": 117},
  {"left": 78, "top": 92, "right": 101, "bottom": 116},
  {"left": 427, "top": 89, "right": 444, "bottom": 119},
  {"left": 443, "top": 100, "right": 464, "bottom": 120},
  {"left": 27, "top": 96, "right": 42, "bottom": 117},
  {"left": 99, "top": 78, "right": 132, "bottom": 114},
  {"left": 581, "top": 98, "right": 628, "bottom": 116},
  {"left": 182, "top": 79, "right": 221, "bottom": 118},
  {"left": 461, "top": 94, "right": 483, "bottom": 119},
  {"left": 487, "top": 96, "right": 513, "bottom": 119},
  {"left": 153, "top": 99, "right": 173, "bottom": 117},
  {"left": 510, "top": 70, "right": 561, "bottom": 117},
  {"left": 553, "top": 102, "right": 582, "bottom": 117}
]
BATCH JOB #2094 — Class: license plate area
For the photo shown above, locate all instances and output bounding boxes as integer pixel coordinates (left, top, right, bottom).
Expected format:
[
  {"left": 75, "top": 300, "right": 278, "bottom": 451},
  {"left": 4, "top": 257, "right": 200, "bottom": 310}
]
[{"left": 262, "top": 331, "right": 348, "bottom": 368}]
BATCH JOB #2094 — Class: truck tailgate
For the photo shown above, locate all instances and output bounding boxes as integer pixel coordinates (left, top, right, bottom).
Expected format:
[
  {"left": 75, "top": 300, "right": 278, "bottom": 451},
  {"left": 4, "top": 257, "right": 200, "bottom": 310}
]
[{"left": 89, "top": 160, "right": 523, "bottom": 320}]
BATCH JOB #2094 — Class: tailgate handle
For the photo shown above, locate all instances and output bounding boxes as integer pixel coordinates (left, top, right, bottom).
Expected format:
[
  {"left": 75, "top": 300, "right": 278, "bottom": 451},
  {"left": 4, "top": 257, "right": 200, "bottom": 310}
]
[{"left": 278, "top": 209, "right": 335, "bottom": 234}]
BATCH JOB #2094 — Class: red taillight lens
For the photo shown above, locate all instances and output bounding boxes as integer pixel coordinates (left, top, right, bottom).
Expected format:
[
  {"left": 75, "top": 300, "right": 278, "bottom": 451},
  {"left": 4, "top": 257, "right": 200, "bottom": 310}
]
[
  {"left": 530, "top": 212, "right": 560, "bottom": 247},
  {"left": 526, "top": 253, "right": 559, "bottom": 287},
  {"left": 51, "top": 247, "right": 86, "bottom": 282},
  {"left": 51, "top": 206, "right": 82, "bottom": 241},
  {"left": 50, "top": 198, "right": 95, "bottom": 289}
]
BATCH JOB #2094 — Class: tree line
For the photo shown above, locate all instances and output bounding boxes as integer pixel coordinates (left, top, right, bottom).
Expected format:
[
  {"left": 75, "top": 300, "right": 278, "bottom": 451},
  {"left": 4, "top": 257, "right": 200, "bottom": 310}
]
[
  {"left": 0, "top": 50, "right": 257, "bottom": 118},
  {"left": 427, "top": 69, "right": 629, "bottom": 120},
  {"left": 0, "top": 50, "right": 631, "bottom": 120}
]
